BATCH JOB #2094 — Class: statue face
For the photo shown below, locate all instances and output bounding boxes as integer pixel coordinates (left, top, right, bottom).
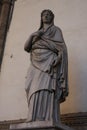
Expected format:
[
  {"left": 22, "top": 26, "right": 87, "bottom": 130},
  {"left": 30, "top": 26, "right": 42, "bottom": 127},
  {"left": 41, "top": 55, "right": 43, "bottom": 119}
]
[{"left": 41, "top": 11, "right": 53, "bottom": 24}]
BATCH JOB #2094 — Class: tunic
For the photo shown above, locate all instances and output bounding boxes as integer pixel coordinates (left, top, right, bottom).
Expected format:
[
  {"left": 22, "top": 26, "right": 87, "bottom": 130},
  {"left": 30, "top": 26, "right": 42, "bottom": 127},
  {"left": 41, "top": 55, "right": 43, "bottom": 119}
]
[{"left": 25, "top": 25, "right": 68, "bottom": 122}]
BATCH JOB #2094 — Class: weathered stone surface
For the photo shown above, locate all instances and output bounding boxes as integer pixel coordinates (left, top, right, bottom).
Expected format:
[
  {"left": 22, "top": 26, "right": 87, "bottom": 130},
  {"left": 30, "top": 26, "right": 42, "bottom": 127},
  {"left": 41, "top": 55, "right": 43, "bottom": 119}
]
[
  {"left": 0, "top": 112, "right": 87, "bottom": 130},
  {"left": 10, "top": 121, "right": 75, "bottom": 130}
]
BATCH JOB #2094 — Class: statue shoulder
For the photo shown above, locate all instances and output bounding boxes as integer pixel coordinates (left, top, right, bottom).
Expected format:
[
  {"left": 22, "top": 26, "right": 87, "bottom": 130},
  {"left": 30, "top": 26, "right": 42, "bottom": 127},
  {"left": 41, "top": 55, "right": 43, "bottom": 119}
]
[{"left": 54, "top": 25, "right": 63, "bottom": 33}]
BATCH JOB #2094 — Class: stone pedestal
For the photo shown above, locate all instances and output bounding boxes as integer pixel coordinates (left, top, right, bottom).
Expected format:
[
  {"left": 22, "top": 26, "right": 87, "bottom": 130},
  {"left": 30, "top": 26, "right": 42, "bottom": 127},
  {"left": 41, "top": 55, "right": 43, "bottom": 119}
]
[{"left": 9, "top": 121, "right": 75, "bottom": 130}]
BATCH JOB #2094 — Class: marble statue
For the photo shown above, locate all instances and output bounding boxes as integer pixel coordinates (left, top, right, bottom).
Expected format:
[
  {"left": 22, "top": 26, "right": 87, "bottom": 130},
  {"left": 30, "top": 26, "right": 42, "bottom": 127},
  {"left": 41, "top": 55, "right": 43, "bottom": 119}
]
[{"left": 24, "top": 9, "right": 68, "bottom": 124}]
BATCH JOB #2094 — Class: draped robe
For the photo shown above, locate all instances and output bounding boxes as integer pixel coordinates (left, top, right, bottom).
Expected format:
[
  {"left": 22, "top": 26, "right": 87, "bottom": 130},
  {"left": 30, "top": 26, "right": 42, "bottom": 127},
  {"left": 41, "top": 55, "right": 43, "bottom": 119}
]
[{"left": 25, "top": 25, "right": 68, "bottom": 122}]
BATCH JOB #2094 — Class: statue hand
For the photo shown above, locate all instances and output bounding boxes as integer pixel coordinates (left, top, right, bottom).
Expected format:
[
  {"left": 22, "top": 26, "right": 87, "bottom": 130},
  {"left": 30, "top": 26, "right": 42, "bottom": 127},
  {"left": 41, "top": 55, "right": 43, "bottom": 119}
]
[
  {"left": 53, "top": 53, "right": 62, "bottom": 67},
  {"left": 37, "top": 30, "right": 44, "bottom": 36},
  {"left": 31, "top": 30, "right": 44, "bottom": 37},
  {"left": 31, "top": 31, "right": 44, "bottom": 43},
  {"left": 53, "top": 57, "right": 60, "bottom": 67}
]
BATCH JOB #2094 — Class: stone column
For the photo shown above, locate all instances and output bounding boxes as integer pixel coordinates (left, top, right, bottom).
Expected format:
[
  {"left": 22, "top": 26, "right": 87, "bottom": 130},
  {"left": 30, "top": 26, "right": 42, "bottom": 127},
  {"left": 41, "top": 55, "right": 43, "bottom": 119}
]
[
  {"left": 0, "top": 1, "right": 2, "bottom": 14},
  {"left": 0, "top": 0, "right": 16, "bottom": 69}
]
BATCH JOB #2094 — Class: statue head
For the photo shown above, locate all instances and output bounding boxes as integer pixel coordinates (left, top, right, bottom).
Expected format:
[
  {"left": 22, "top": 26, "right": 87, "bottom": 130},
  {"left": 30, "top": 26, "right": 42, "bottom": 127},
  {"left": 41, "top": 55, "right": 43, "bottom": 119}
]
[{"left": 39, "top": 9, "right": 55, "bottom": 30}]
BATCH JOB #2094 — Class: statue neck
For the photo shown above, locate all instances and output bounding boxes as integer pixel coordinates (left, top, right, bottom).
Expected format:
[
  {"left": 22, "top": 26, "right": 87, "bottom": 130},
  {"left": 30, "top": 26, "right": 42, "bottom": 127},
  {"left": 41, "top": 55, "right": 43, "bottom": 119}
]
[{"left": 43, "top": 23, "right": 52, "bottom": 31}]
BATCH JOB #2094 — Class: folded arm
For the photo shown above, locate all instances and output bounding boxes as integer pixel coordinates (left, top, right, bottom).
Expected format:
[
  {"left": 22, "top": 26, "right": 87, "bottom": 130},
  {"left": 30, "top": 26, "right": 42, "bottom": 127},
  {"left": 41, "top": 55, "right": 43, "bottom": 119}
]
[
  {"left": 24, "top": 35, "right": 34, "bottom": 53},
  {"left": 24, "top": 30, "right": 44, "bottom": 53}
]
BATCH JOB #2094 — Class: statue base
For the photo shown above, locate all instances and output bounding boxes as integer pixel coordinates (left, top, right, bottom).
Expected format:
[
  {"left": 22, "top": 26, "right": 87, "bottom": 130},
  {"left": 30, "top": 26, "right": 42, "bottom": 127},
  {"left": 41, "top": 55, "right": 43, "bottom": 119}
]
[{"left": 9, "top": 121, "right": 75, "bottom": 130}]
